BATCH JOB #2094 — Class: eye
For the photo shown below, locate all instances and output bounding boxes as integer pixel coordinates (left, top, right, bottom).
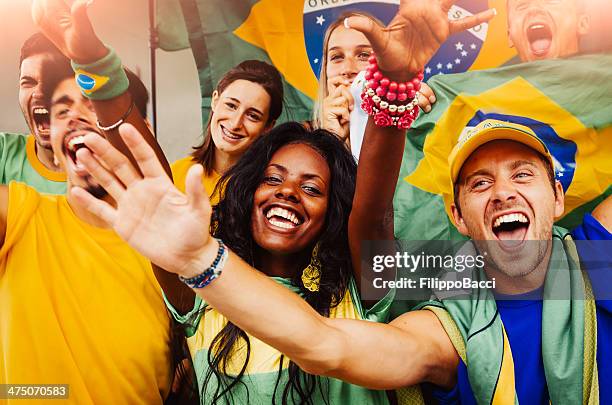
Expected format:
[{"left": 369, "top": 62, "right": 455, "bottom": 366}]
[
  {"left": 264, "top": 175, "right": 282, "bottom": 185},
  {"left": 358, "top": 51, "right": 371, "bottom": 60},
  {"left": 20, "top": 78, "right": 36, "bottom": 88},
  {"left": 247, "top": 112, "right": 262, "bottom": 122},
  {"left": 55, "top": 108, "right": 70, "bottom": 119},
  {"left": 329, "top": 53, "right": 343, "bottom": 62},
  {"left": 302, "top": 184, "right": 322, "bottom": 196},
  {"left": 471, "top": 179, "right": 491, "bottom": 190},
  {"left": 224, "top": 102, "right": 237, "bottom": 110},
  {"left": 514, "top": 171, "right": 533, "bottom": 180}
]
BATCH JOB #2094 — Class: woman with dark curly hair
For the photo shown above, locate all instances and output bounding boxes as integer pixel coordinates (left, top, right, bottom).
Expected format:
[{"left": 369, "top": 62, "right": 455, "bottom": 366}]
[{"left": 163, "top": 121, "right": 394, "bottom": 404}]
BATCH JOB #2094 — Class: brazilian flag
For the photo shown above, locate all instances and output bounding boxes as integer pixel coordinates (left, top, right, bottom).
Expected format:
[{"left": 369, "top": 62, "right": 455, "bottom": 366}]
[
  {"left": 394, "top": 53, "right": 612, "bottom": 241},
  {"left": 155, "top": 0, "right": 520, "bottom": 125},
  {"left": 155, "top": 0, "right": 314, "bottom": 124}
]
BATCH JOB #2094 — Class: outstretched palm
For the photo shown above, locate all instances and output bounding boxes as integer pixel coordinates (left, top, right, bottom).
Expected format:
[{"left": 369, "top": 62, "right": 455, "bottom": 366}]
[
  {"left": 348, "top": 0, "right": 496, "bottom": 78},
  {"left": 32, "top": 0, "right": 107, "bottom": 63},
  {"left": 72, "top": 124, "right": 213, "bottom": 276}
]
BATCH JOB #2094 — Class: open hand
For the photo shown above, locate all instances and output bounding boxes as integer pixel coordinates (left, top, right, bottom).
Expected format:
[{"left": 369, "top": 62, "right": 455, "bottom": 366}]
[
  {"left": 32, "top": 0, "right": 107, "bottom": 63},
  {"left": 346, "top": 0, "right": 496, "bottom": 81},
  {"left": 71, "top": 124, "right": 215, "bottom": 276}
]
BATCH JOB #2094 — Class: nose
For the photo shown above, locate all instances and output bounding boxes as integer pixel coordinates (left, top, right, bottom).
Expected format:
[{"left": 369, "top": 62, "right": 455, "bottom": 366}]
[
  {"left": 228, "top": 111, "right": 244, "bottom": 131},
  {"left": 340, "top": 57, "right": 359, "bottom": 81},
  {"left": 274, "top": 179, "right": 300, "bottom": 204},
  {"left": 490, "top": 177, "right": 518, "bottom": 205}
]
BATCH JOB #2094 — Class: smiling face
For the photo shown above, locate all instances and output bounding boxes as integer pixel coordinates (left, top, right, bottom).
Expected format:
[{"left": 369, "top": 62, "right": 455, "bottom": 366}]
[
  {"left": 210, "top": 79, "right": 272, "bottom": 160},
  {"left": 325, "top": 25, "right": 372, "bottom": 95},
  {"left": 50, "top": 78, "right": 106, "bottom": 197},
  {"left": 507, "top": 0, "right": 590, "bottom": 62},
  {"left": 251, "top": 143, "right": 330, "bottom": 255},
  {"left": 451, "top": 140, "right": 564, "bottom": 277},
  {"left": 19, "top": 53, "right": 56, "bottom": 149}
]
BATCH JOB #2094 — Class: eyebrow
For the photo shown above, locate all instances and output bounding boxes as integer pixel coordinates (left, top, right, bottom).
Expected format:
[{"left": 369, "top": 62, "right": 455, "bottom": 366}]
[
  {"left": 51, "top": 95, "right": 74, "bottom": 106},
  {"left": 224, "top": 97, "right": 264, "bottom": 116},
  {"left": 328, "top": 44, "right": 372, "bottom": 52},
  {"left": 268, "top": 163, "right": 326, "bottom": 183},
  {"left": 509, "top": 159, "right": 539, "bottom": 171}
]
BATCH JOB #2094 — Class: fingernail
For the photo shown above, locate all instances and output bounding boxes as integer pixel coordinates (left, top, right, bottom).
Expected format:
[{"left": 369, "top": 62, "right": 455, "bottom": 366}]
[
  {"left": 492, "top": 8, "right": 497, "bottom": 16},
  {"left": 429, "top": 96, "right": 436, "bottom": 103},
  {"left": 344, "top": 17, "right": 350, "bottom": 29},
  {"left": 425, "top": 105, "right": 432, "bottom": 113}
]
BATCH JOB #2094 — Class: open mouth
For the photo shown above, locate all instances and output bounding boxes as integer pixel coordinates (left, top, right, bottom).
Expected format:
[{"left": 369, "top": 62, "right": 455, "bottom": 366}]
[
  {"left": 63, "top": 131, "right": 94, "bottom": 166},
  {"left": 32, "top": 107, "right": 50, "bottom": 136},
  {"left": 264, "top": 205, "right": 304, "bottom": 230},
  {"left": 220, "top": 125, "right": 246, "bottom": 142},
  {"left": 526, "top": 22, "right": 553, "bottom": 56},
  {"left": 492, "top": 212, "right": 530, "bottom": 248}
]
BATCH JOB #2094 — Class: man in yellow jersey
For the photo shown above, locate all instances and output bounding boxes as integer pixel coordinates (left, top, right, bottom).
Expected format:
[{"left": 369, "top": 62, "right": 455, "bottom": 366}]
[
  {"left": 0, "top": 33, "right": 72, "bottom": 194},
  {"left": 0, "top": 61, "right": 174, "bottom": 404}
]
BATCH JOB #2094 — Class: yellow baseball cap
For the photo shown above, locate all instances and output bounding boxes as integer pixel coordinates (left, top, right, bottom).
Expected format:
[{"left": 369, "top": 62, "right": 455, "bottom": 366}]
[{"left": 448, "top": 119, "right": 554, "bottom": 185}]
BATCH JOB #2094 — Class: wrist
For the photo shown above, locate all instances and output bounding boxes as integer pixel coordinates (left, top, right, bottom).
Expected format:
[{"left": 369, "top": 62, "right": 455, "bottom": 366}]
[
  {"left": 73, "top": 40, "right": 108, "bottom": 65},
  {"left": 179, "top": 238, "right": 221, "bottom": 279}
]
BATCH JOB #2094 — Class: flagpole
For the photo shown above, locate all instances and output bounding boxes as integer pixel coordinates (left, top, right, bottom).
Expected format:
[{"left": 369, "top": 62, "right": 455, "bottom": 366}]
[{"left": 148, "top": 0, "right": 158, "bottom": 137}]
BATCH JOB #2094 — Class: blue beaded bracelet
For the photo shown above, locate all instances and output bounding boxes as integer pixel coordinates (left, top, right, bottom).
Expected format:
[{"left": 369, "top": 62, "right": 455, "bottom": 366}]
[{"left": 179, "top": 239, "right": 228, "bottom": 289}]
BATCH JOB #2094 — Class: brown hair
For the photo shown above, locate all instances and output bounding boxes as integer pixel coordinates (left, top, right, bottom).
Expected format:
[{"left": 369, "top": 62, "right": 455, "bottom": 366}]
[{"left": 191, "top": 60, "right": 284, "bottom": 175}]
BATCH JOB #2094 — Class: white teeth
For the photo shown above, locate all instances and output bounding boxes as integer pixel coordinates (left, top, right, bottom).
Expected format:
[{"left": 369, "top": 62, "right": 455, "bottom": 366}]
[
  {"left": 530, "top": 24, "right": 545, "bottom": 30},
  {"left": 33, "top": 108, "right": 49, "bottom": 114},
  {"left": 68, "top": 136, "right": 85, "bottom": 150},
  {"left": 493, "top": 213, "right": 529, "bottom": 228},
  {"left": 265, "top": 207, "right": 301, "bottom": 226}
]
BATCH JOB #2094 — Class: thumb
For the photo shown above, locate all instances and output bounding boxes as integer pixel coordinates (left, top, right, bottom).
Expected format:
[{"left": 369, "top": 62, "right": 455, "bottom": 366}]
[
  {"left": 345, "top": 15, "right": 388, "bottom": 55},
  {"left": 185, "top": 163, "right": 212, "bottom": 216}
]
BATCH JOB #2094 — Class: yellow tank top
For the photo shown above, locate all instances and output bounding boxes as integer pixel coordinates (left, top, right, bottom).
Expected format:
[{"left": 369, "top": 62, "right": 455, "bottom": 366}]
[
  {"left": 171, "top": 156, "right": 221, "bottom": 205},
  {"left": 0, "top": 182, "right": 171, "bottom": 404}
]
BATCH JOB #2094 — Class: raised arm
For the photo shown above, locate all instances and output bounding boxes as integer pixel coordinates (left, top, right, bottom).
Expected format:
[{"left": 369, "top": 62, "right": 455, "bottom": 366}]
[
  {"left": 32, "top": 0, "right": 169, "bottom": 174},
  {"left": 346, "top": 1, "right": 496, "bottom": 285},
  {"left": 70, "top": 123, "right": 458, "bottom": 389},
  {"left": 32, "top": 0, "right": 195, "bottom": 311}
]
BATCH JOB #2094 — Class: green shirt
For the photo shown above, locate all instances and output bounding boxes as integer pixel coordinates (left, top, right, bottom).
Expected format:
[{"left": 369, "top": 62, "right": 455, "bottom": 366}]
[
  {"left": 165, "top": 277, "right": 393, "bottom": 404},
  {"left": 0, "top": 132, "right": 66, "bottom": 194}
]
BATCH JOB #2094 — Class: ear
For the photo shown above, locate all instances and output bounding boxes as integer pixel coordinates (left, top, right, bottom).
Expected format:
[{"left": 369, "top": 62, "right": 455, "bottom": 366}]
[
  {"left": 553, "top": 180, "right": 565, "bottom": 219},
  {"left": 451, "top": 202, "right": 470, "bottom": 236},
  {"left": 211, "top": 90, "right": 220, "bottom": 112},
  {"left": 265, "top": 119, "right": 276, "bottom": 131},
  {"left": 577, "top": 14, "right": 590, "bottom": 36}
]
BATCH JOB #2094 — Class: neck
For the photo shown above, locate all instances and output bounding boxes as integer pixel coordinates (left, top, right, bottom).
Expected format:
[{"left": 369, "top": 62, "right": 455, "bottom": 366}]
[
  {"left": 212, "top": 149, "right": 237, "bottom": 175},
  {"left": 254, "top": 248, "right": 310, "bottom": 278},
  {"left": 485, "top": 242, "right": 553, "bottom": 295},
  {"left": 35, "top": 142, "right": 62, "bottom": 172},
  {"left": 66, "top": 184, "right": 115, "bottom": 229}
]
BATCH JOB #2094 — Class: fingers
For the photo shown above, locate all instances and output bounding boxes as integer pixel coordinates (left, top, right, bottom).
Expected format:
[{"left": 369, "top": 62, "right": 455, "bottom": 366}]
[
  {"left": 82, "top": 133, "right": 141, "bottom": 188},
  {"left": 71, "top": 186, "right": 118, "bottom": 225},
  {"left": 345, "top": 15, "right": 388, "bottom": 56},
  {"left": 119, "top": 124, "right": 167, "bottom": 178},
  {"left": 185, "top": 164, "right": 212, "bottom": 216},
  {"left": 339, "top": 87, "right": 355, "bottom": 111},
  {"left": 417, "top": 83, "right": 437, "bottom": 113},
  {"left": 75, "top": 147, "right": 126, "bottom": 202},
  {"left": 450, "top": 8, "right": 497, "bottom": 35}
]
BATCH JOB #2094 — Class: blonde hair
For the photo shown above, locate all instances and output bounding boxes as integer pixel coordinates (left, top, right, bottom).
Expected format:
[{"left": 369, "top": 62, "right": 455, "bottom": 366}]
[{"left": 312, "top": 11, "right": 383, "bottom": 129}]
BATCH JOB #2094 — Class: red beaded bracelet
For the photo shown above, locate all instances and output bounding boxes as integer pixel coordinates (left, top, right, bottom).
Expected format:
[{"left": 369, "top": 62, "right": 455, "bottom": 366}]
[{"left": 361, "top": 54, "right": 422, "bottom": 130}]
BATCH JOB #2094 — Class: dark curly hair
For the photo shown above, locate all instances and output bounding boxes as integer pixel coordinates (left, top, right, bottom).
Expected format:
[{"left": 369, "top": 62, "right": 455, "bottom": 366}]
[{"left": 199, "top": 122, "right": 357, "bottom": 404}]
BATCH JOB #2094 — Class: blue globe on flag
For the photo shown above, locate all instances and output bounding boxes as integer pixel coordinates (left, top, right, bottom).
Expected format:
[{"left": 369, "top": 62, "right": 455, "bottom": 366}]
[{"left": 303, "top": 0, "right": 489, "bottom": 81}]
